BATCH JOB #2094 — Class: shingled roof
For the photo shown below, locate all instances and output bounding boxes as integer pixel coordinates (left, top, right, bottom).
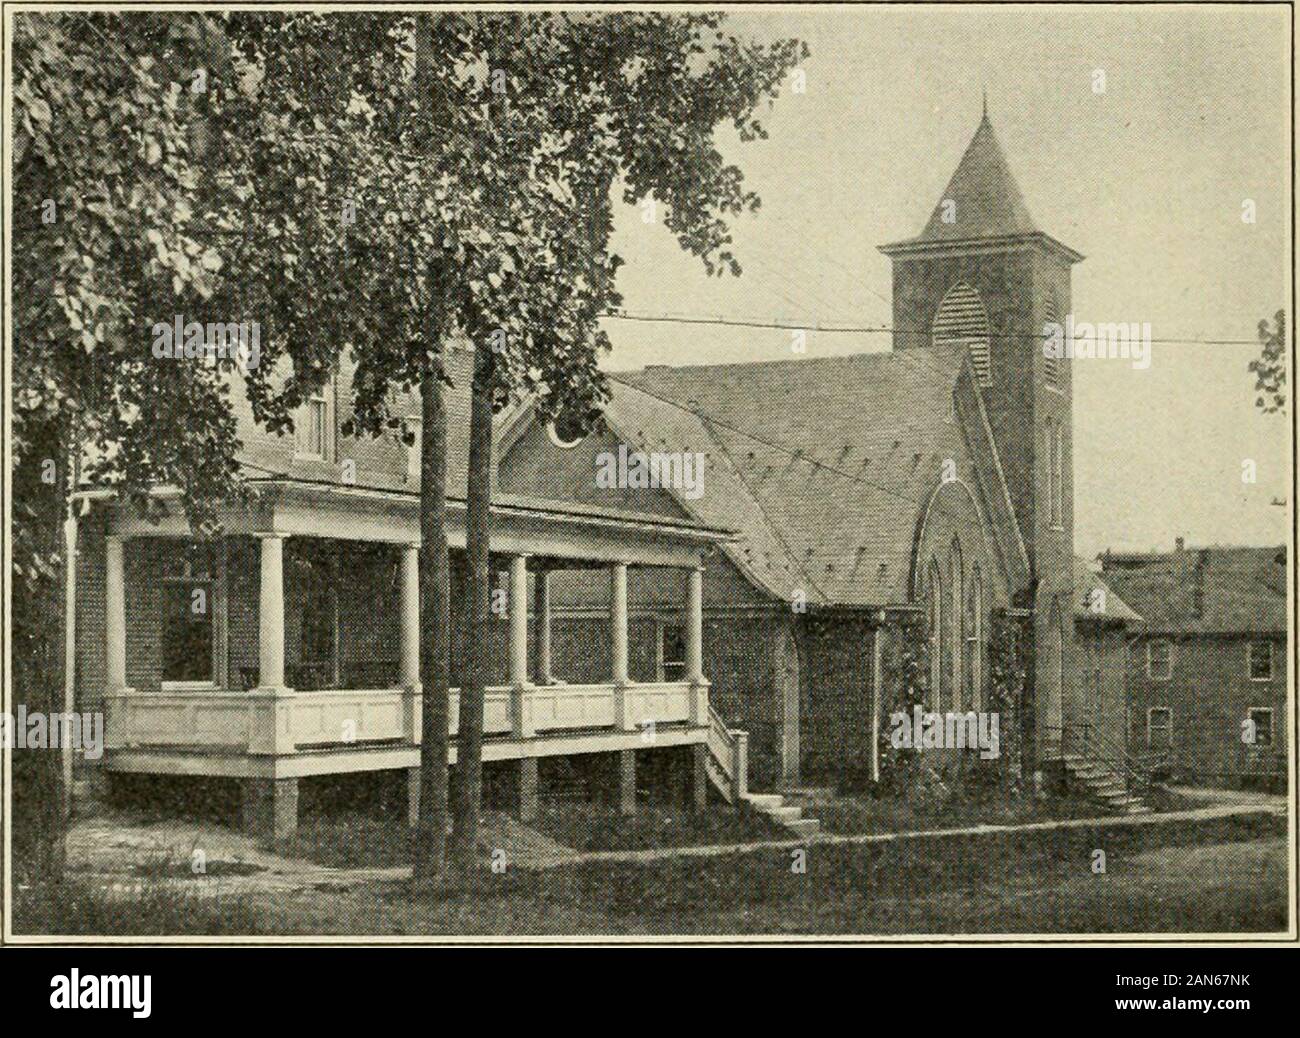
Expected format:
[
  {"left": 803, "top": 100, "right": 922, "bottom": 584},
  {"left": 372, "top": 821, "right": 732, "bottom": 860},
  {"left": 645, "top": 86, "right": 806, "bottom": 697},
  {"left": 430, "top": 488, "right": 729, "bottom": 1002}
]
[
  {"left": 915, "top": 111, "right": 1039, "bottom": 243},
  {"left": 1073, "top": 556, "right": 1141, "bottom": 623},
  {"left": 1099, "top": 545, "right": 1287, "bottom": 636},
  {"left": 608, "top": 348, "right": 974, "bottom": 607}
]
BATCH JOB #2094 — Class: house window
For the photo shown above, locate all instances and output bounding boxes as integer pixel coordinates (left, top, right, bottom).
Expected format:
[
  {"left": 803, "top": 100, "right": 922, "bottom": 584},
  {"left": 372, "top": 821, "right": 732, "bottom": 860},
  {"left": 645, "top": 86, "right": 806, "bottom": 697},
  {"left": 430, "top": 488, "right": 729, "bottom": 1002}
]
[
  {"left": 659, "top": 623, "right": 686, "bottom": 682},
  {"left": 1146, "top": 639, "right": 1172, "bottom": 680},
  {"left": 405, "top": 416, "right": 422, "bottom": 484},
  {"left": 1147, "top": 707, "right": 1172, "bottom": 749},
  {"left": 1248, "top": 640, "right": 1273, "bottom": 681},
  {"left": 1247, "top": 707, "right": 1273, "bottom": 747},
  {"left": 932, "top": 282, "right": 991, "bottom": 387},
  {"left": 161, "top": 544, "right": 215, "bottom": 685},
  {"left": 295, "top": 386, "right": 332, "bottom": 460}
]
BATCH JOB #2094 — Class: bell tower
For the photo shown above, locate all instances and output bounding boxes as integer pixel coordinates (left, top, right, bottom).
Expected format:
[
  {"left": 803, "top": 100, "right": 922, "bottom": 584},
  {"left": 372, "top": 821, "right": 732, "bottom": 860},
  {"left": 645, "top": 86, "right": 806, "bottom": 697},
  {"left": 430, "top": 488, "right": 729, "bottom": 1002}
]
[{"left": 879, "top": 108, "right": 1084, "bottom": 771}]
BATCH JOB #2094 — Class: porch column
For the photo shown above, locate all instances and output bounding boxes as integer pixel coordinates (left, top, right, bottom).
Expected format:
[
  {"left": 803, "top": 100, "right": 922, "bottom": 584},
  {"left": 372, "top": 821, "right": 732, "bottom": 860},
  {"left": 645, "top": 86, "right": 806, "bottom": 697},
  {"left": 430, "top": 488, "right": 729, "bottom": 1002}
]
[
  {"left": 610, "top": 562, "right": 629, "bottom": 684},
  {"left": 686, "top": 565, "right": 705, "bottom": 681},
  {"left": 399, "top": 542, "right": 420, "bottom": 689},
  {"left": 533, "top": 569, "right": 553, "bottom": 684},
  {"left": 256, "top": 533, "right": 286, "bottom": 689},
  {"left": 509, "top": 554, "right": 529, "bottom": 686},
  {"left": 611, "top": 562, "right": 633, "bottom": 731},
  {"left": 105, "top": 535, "right": 128, "bottom": 692},
  {"left": 509, "top": 554, "right": 534, "bottom": 738},
  {"left": 686, "top": 565, "right": 709, "bottom": 725}
]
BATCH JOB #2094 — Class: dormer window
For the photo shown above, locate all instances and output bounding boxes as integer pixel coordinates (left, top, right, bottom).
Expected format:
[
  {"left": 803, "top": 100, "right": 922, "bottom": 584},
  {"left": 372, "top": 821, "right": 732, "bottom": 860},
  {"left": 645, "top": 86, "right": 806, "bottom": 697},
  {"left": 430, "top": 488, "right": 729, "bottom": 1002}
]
[
  {"left": 295, "top": 382, "right": 334, "bottom": 461},
  {"left": 932, "top": 282, "right": 991, "bottom": 387}
]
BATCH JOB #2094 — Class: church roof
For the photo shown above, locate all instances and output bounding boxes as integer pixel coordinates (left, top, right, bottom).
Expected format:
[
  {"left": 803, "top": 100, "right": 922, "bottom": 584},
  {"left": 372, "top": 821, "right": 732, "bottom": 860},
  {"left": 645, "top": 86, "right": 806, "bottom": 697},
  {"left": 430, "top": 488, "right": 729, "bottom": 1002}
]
[
  {"left": 606, "top": 349, "right": 974, "bottom": 608},
  {"left": 915, "top": 112, "right": 1039, "bottom": 242}
]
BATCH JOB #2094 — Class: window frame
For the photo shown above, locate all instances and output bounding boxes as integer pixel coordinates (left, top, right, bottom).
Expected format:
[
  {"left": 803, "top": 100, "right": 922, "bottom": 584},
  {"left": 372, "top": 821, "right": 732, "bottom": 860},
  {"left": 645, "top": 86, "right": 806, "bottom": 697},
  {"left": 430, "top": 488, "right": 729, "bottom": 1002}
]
[
  {"left": 1246, "top": 707, "right": 1274, "bottom": 747},
  {"left": 294, "top": 384, "right": 333, "bottom": 461},
  {"left": 1247, "top": 640, "right": 1273, "bottom": 682},
  {"left": 1146, "top": 638, "right": 1173, "bottom": 680},
  {"left": 1146, "top": 706, "right": 1172, "bottom": 749},
  {"left": 159, "top": 545, "right": 218, "bottom": 690}
]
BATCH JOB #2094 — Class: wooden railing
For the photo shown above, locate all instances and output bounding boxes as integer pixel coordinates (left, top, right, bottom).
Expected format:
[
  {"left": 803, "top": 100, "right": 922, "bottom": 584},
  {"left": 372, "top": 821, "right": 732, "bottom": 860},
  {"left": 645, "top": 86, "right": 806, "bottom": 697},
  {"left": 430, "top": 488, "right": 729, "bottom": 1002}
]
[
  {"left": 105, "top": 680, "right": 705, "bottom": 757},
  {"left": 705, "top": 705, "right": 748, "bottom": 803}
]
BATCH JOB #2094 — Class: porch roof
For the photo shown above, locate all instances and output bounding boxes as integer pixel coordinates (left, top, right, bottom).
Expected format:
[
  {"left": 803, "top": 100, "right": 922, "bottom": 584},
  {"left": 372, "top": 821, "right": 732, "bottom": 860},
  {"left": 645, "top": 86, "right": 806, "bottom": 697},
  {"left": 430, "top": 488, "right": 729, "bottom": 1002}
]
[{"left": 94, "top": 476, "right": 735, "bottom": 569}]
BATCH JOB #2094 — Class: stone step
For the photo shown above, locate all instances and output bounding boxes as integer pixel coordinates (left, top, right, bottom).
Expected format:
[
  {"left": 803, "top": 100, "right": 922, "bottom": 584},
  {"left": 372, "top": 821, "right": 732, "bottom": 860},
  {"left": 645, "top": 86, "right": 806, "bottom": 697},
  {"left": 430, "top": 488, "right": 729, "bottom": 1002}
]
[
  {"left": 785, "top": 818, "right": 821, "bottom": 838},
  {"left": 764, "top": 805, "right": 804, "bottom": 823},
  {"left": 745, "top": 793, "right": 784, "bottom": 810}
]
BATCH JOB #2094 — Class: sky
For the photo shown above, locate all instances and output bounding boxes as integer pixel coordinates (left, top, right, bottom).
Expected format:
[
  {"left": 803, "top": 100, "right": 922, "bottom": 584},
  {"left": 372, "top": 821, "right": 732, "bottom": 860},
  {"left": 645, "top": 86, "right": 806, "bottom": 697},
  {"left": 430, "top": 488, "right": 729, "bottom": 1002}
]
[{"left": 596, "top": 4, "right": 1292, "bottom": 559}]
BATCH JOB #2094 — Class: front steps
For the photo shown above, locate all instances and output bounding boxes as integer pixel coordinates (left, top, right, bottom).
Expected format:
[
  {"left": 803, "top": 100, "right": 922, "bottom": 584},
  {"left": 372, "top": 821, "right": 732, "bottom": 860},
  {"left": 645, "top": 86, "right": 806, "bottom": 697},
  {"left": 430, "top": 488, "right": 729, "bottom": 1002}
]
[
  {"left": 1061, "top": 754, "right": 1151, "bottom": 815},
  {"left": 743, "top": 792, "right": 821, "bottom": 838}
]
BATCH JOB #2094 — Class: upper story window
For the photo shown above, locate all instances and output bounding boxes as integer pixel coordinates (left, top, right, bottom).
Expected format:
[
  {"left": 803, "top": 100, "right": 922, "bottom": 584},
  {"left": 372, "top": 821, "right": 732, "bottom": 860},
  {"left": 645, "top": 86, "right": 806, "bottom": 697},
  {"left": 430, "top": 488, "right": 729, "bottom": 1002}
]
[
  {"left": 933, "top": 282, "right": 991, "bottom": 387},
  {"left": 1043, "top": 289, "right": 1062, "bottom": 390},
  {"left": 1146, "top": 638, "right": 1172, "bottom": 680},
  {"left": 1248, "top": 640, "right": 1273, "bottom": 681},
  {"left": 295, "top": 383, "right": 333, "bottom": 461}
]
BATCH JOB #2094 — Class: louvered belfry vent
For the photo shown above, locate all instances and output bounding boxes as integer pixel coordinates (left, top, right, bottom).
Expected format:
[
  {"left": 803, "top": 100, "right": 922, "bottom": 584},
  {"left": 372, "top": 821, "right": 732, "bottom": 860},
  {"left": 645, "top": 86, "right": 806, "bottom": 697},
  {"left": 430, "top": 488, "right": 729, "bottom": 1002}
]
[
  {"left": 932, "top": 282, "right": 992, "bottom": 386},
  {"left": 1043, "top": 289, "right": 1061, "bottom": 388}
]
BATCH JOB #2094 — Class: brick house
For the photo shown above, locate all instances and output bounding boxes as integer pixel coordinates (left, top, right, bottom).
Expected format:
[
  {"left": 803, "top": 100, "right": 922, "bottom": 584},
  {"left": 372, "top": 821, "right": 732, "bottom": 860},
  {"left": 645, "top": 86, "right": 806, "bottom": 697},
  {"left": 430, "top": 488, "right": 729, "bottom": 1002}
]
[
  {"left": 72, "top": 346, "right": 741, "bottom": 841},
  {"left": 1099, "top": 542, "right": 1288, "bottom": 789},
  {"left": 498, "top": 111, "right": 1134, "bottom": 791}
]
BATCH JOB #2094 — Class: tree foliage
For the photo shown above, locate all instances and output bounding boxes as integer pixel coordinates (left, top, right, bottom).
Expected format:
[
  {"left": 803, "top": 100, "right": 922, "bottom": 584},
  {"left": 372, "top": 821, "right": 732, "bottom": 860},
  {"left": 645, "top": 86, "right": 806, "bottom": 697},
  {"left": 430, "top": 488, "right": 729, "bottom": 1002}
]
[{"left": 1248, "top": 309, "right": 1286, "bottom": 414}]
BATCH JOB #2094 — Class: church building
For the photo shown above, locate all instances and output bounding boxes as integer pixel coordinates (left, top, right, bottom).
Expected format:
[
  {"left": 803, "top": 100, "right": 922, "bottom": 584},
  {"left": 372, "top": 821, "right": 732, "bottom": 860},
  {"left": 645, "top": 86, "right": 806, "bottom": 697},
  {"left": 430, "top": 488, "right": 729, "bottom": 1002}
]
[{"left": 501, "top": 110, "right": 1125, "bottom": 793}]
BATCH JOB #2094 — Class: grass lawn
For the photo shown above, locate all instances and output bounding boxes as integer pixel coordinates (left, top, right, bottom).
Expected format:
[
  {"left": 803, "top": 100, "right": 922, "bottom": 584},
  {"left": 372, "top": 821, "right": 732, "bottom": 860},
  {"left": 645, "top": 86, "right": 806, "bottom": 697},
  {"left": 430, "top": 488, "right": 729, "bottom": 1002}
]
[
  {"left": 811, "top": 785, "right": 1201, "bottom": 836},
  {"left": 277, "top": 802, "right": 787, "bottom": 868},
  {"left": 245, "top": 809, "right": 1287, "bottom": 937},
  {"left": 529, "top": 802, "right": 786, "bottom": 851}
]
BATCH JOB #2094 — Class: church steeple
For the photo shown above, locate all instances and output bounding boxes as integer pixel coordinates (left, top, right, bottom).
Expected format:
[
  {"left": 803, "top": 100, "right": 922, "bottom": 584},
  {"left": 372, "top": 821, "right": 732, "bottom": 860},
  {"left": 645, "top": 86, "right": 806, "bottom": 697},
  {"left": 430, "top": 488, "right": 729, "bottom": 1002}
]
[{"left": 915, "top": 112, "right": 1039, "bottom": 243}]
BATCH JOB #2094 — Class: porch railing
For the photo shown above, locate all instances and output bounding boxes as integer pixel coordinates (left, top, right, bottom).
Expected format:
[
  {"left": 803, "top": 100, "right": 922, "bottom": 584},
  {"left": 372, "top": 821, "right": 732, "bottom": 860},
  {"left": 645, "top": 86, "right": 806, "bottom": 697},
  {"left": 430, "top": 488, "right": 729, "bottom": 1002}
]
[{"left": 104, "top": 679, "right": 706, "bottom": 757}]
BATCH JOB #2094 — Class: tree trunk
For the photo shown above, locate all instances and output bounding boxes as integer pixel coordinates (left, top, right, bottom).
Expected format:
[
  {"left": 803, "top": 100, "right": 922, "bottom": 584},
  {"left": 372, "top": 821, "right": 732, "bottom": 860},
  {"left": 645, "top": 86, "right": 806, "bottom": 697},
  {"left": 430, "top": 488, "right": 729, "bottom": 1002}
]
[
  {"left": 451, "top": 342, "right": 494, "bottom": 864},
  {"left": 411, "top": 12, "right": 451, "bottom": 883},
  {"left": 12, "top": 415, "right": 70, "bottom": 884}
]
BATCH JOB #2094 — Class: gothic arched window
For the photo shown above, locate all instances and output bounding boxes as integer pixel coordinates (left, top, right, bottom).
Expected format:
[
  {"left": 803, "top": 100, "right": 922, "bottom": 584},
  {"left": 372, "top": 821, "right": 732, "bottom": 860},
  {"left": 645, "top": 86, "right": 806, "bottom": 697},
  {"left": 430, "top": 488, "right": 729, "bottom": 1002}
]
[
  {"left": 966, "top": 563, "right": 984, "bottom": 710},
  {"left": 948, "top": 539, "right": 963, "bottom": 712},
  {"left": 926, "top": 559, "right": 942, "bottom": 710},
  {"left": 933, "top": 282, "right": 992, "bottom": 387}
]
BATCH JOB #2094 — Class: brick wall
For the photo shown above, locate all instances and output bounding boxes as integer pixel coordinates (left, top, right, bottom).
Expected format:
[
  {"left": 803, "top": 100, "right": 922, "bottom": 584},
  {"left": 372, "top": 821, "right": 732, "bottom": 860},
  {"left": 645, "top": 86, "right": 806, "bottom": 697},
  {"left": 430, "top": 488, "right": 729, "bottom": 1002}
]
[{"left": 1127, "top": 634, "right": 1288, "bottom": 787}]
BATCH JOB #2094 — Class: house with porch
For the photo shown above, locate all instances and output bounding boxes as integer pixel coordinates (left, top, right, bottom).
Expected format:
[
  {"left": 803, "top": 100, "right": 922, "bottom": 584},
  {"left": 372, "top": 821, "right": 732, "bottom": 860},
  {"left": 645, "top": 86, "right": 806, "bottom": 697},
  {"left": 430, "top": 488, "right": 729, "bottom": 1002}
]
[{"left": 72, "top": 348, "right": 750, "bottom": 842}]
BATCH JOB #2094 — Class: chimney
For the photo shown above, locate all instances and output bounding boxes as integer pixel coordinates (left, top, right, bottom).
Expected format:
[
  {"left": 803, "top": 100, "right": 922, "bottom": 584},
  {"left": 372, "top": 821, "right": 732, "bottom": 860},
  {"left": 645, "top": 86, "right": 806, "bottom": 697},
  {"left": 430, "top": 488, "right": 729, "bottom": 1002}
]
[{"left": 1175, "top": 537, "right": 1185, "bottom": 552}]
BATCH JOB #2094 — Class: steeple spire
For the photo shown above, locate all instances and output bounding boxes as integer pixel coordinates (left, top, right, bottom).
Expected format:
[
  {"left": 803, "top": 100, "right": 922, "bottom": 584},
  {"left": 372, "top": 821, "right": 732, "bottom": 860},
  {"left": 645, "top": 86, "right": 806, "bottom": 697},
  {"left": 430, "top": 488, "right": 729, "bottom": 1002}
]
[{"left": 911, "top": 110, "right": 1038, "bottom": 243}]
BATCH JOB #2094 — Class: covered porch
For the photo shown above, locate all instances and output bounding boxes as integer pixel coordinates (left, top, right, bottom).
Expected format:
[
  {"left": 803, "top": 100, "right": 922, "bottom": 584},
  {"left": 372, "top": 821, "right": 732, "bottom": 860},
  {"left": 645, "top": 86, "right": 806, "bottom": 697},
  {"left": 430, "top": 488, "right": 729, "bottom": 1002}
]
[{"left": 92, "top": 479, "right": 744, "bottom": 840}]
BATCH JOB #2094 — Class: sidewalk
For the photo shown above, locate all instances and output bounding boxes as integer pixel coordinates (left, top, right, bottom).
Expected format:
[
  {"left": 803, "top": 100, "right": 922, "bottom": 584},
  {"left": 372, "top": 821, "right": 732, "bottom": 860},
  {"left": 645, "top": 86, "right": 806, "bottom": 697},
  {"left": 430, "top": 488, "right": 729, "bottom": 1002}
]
[{"left": 59, "top": 798, "right": 1286, "bottom": 899}]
